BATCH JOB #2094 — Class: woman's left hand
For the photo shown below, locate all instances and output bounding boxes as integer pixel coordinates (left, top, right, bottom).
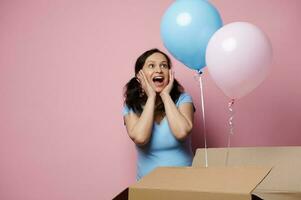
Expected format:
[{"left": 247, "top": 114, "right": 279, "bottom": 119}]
[{"left": 160, "top": 69, "right": 174, "bottom": 97}]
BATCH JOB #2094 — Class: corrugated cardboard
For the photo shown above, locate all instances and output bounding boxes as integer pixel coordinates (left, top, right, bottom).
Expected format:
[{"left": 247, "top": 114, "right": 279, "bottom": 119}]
[
  {"left": 192, "top": 146, "right": 301, "bottom": 200},
  {"left": 128, "top": 166, "right": 271, "bottom": 200}
]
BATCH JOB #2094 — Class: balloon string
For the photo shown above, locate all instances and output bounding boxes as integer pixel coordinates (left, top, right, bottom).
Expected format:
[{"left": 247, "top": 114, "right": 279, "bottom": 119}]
[
  {"left": 194, "top": 71, "right": 208, "bottom": 167},
  {"left": 225, "top": 99, "right": 235, "bottom": 166}
]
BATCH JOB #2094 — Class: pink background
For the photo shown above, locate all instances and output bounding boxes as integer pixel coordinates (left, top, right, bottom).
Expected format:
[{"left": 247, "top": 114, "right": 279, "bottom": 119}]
[{"left": 0, "top": 0, "right": 300, "bottom": 199}]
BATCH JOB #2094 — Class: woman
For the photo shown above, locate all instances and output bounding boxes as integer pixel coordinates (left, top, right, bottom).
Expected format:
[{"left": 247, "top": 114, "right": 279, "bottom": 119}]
[{"left": 122, "top": 48, "right": 195, "bottom": 180}]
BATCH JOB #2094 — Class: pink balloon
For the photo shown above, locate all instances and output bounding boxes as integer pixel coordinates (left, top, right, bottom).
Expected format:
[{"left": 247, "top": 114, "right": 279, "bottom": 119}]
[{"left": 206, "top": 22, "right": 273, "bottom": 99}]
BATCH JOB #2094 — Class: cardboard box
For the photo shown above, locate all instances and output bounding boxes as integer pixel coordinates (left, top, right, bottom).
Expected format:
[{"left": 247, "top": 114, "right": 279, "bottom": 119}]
[
  {"left": 113, "top": 146, "right": 301, "bottom": 200},
  {"left": 114, "top": 166, "right": 271, "bottom": 200},
  {"left": 192, "top": 146, "right": 301, "bottom": 200}
]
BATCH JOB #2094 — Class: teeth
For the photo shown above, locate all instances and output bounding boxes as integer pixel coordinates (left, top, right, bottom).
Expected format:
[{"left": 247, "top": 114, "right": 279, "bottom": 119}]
[{"left": 153, "top": 76, "right": 164, "bottom": 83}]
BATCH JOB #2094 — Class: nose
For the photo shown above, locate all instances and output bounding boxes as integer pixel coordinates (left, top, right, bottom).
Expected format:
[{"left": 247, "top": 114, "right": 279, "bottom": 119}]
[{"left": 154, "top": 65, "right": 162, "bottom": 72}]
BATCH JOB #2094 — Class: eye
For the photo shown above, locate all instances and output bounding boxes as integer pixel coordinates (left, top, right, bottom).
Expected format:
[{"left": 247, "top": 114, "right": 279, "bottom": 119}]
[
  {"left": 148, "top": 64, "right": 154, "bottom": 69},
  {"left": 160, "top": 64, "right": 168, "bottom": 69}
]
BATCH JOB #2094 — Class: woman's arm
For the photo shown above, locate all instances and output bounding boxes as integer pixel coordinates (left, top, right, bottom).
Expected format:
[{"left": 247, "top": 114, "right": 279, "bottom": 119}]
[
  {"left": 160, "top": 70, "right": 194, "bottom": 140},
  {"left": 161, "top": 93, "right": 194, "bottom": 141},
  {"left": 124, "top": 70, "right": 156, "bottom": 146},
  {"left": 124, "top": 96, "right": 155, "bottom": 146}
]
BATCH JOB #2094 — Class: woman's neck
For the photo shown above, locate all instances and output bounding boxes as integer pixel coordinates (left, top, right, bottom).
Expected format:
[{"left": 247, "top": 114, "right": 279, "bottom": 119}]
[{"left": 155, "top": 95, "right": 162, "bottom": 106}]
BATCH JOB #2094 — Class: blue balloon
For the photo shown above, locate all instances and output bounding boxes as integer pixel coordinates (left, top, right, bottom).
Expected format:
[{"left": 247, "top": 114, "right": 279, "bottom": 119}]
[{"left": 160, "top": 0, "right": 223, "bottom": 71}]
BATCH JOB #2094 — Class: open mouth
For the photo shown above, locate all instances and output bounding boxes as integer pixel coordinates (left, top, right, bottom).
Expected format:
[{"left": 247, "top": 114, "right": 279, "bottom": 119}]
[{"left": 152, "top": 76, "right": 164, "bottom": 83}]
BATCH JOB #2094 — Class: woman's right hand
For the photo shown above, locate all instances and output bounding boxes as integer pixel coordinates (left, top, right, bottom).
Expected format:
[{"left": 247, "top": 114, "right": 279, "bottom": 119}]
[{"left": 137, "top": 70, "right": 156, "bottom": 98}]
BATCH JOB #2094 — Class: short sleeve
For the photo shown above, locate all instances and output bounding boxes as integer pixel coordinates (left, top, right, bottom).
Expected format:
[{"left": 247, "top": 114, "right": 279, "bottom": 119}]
[
  {"left": 122, "top": 104, "right": 134, "bottom": 116},
  {"left": 176, "top": 92, "right": 196, "bottom": 112}
]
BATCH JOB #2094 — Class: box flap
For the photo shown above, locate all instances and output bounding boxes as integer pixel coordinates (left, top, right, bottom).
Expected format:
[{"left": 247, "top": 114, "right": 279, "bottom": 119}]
[
  {"left": 192, "top": 146, "right": 301, "bottom": 193},
  {"left": 129, "top": 166, "right": 271, "bottom": 200}
]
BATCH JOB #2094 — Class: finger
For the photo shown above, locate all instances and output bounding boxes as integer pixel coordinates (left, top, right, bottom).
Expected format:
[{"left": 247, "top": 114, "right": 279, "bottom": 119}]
[
  {"left": 139, "top": 71, "right": 146, "bottom": 88},
  {"left": 169, "top": 70, "right": 174, "bottom": 86},
  {"left": 140, "top": 70, "right": 146, "bottom": 80},
  {"left": 136, "top": 74, "right": 141, "bottom": 83},
  {"left": 171, "top": 70, "right": 175, "bottom": 81},
  {"left": 169, "top": 69, "right": 173, "bottom": 81},
  {"left": 138, "top": 71, "right": 144, "bottom": 82},
  {"left": 137, "top": 74, "right": 143, "bottom": 84},
  {"left": 140, "top": 70, "right": 150, "bottom": 86}
]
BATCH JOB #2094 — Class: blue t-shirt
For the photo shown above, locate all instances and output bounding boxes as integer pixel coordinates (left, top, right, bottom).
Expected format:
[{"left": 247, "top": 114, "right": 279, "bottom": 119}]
[{"left": 122, "top": 92, "right": 195, "bottom": 180}]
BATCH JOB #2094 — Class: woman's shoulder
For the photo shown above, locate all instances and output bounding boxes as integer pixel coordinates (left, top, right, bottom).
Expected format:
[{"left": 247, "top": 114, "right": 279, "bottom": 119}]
[
  {"left": 122, "top": 104, "right": 142, "bottom": 117},
  {"left": 122, "top": 104, "right": 133, "bottom": 116},
  {"left": 176, "top": 92, "right": 194, "bottom": 106}
]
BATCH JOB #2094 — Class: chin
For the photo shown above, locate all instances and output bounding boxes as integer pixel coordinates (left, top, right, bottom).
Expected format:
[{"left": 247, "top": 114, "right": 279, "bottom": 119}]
[
  {"left": 153, "top": 87, "right": 162, "bottom": 93},
  {"left": 153, "top": 84, "right": 167, "bottom": 94}
]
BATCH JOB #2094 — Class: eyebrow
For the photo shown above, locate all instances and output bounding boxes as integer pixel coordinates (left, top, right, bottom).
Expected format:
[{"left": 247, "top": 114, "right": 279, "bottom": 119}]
[{"left": 146, "top": 60, "right": 167, "bottom": 63}]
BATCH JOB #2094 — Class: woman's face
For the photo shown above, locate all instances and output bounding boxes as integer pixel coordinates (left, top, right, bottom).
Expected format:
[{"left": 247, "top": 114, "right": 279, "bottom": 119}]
[{"left": 141, "top": 52, "right": 170, "bottom": 93}]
